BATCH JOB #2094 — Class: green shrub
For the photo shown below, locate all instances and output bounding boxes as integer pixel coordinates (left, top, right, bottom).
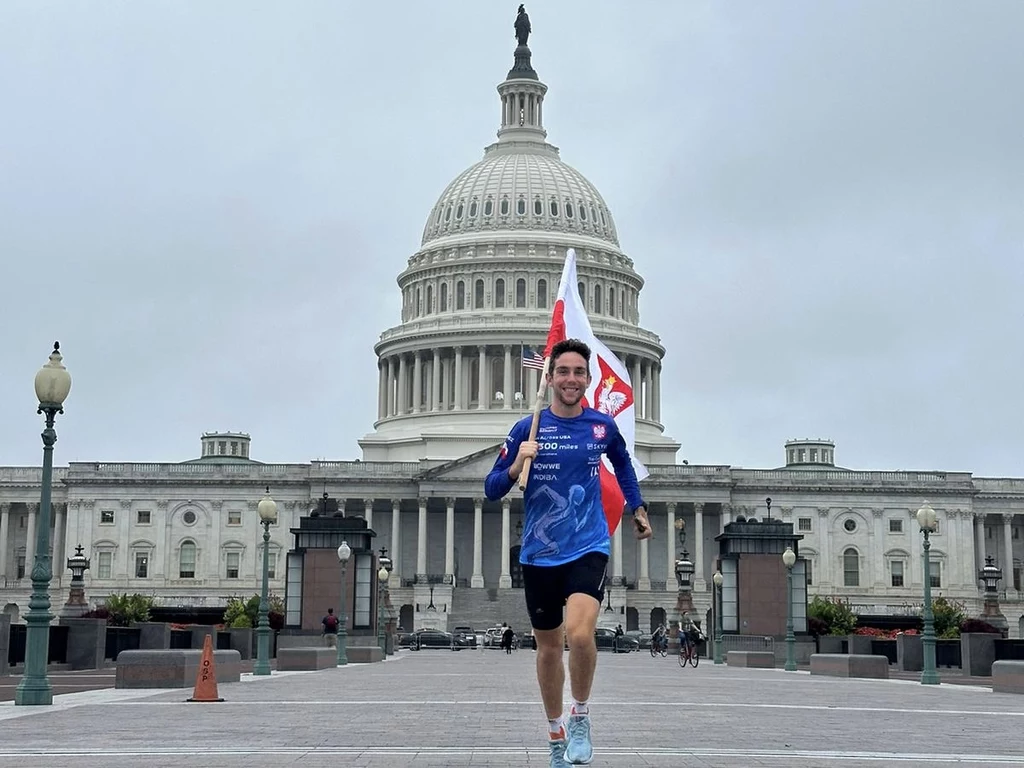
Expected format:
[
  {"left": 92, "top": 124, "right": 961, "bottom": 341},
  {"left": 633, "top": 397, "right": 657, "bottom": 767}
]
[
  {"left": 102, "top": 593, "right": 154, "bottom": 627},
  {"left": 931, "top": 596, "right": 967, "bottom": 639},
  {"left": 223, "top": 593, "right": 284, "bottom": 629},
  {"left": 808, "top": 596, "right": 858, "bottom": 636}
]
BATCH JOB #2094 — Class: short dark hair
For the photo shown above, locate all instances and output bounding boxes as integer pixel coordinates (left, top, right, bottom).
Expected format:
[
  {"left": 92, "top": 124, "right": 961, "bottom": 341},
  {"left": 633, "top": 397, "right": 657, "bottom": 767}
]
[{"left": 549, "top": 338, "right": 591, "bottom": 374}]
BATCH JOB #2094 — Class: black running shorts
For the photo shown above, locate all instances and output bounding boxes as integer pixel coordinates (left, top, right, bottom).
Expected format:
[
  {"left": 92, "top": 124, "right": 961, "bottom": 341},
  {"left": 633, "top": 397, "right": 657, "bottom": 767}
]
[{"left": 522, "top": 551, "right": 609, "bottom": 631}]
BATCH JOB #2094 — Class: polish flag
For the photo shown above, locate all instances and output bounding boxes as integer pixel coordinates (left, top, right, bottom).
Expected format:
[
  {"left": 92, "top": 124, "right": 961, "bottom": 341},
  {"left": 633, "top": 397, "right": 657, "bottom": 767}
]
[{"left": 543, "top": 248, "right": 649, "bottom": 535}]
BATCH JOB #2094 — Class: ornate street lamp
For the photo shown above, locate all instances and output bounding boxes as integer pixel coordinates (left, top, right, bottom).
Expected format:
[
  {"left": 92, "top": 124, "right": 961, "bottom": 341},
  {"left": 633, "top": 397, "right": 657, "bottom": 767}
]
[
  {"left": 63, "top": 545, "right": 91, "bottom": 616},
  {"left": 782, "top": 546, "right": 797, "bottom": 671},
  {"left": 377, "top": 563, "right": 390, "bottom": 654},
  {"left": 979, "top": 555, "right": 1007, "bottom": 631},
  {"left": 253, "top": 487, "right": 278, "bottom": 676},
  {"left": 336, "top": 541, "right": 351, "bottom": 666},
  {"left": 16, "top": 342, "right": 72, "bottom": 707},
  {"left": 712, "top": 570, "right": 724, "bottom": 665},
  {"left": 674, "top": 549, "right": 695, "bottom": 634},
  {"left": 916, "top": 501, "right": 940, "bottom": 685}
]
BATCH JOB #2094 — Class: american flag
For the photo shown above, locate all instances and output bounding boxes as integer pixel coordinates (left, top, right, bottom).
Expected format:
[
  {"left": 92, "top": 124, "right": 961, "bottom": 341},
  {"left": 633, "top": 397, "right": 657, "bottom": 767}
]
[{"left": 521, "top": 346, "right": 546, "bottom": 371}]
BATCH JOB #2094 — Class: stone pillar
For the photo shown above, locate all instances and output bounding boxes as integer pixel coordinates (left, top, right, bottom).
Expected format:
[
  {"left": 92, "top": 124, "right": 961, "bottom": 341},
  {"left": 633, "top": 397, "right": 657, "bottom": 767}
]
[
  {"left": 959, "top": 510, "right": 974, "bottom": 589},
  {"left": 872, "top": 508, "right": 885, "bottom": 588},
  {"left": 25, "top": 502, "right": 38, "bottom": 566},
  {"left": 666, "top": 502, "right": 676, "bottom": 587},
  {"left": 652, "top": 362, "right": 661, "bottom": 423},
  {"left": 477, "top": 345, "right": 487, "bottom": 409},
  {"left": 503, "top": 345, "right": 513, "bottom": 409},
  {"left": 1003, "top": 513, "right": 1014, "bottom": 592},
  {"left": 817, "top": 507, "right": 832, "bottom": 587},
  {"left": 975, "top": 513, "right": 986, "bottom": 587},
  {"left": 454, "top": 347, "right": 464, "bottom": 410},
  {"left": 386, "top": 357, "right": 396, "bottom": 417},
  {"left": 631, "top": 357, "right": 643, "bottom": 419},
  {"left": 431, "top": 350, "right": 441, "bottom": 411},
  {"left": 693, "top": 502, "right": 706, "bottom": 592},
  {"left": 417, "top": 498, "right": 428, "bottom": 581},
  {"left": 53, "top": 503, "right": 66, "bottom": 574},
  {"left": 377, "top": 362, "right": 386, "bottom": 420},
  {"left": 363, "top": 499, "right": 373, "bottom": 530},
  {"left": 471, "top": 498, "right": 484, "bottom": 588},
  {"left": 391, "top": 499, "right": 402, "bottom": 581},
  {"left": 720, "top": 503, "right": 731, "bottom": 534},
  {"left": 412, "top": 352, "right": 423, "bottom": 414},
  {"left": 612, "top": 519, "right": 623, "bottom": 584},
  {"left": 638, "top": 536, "right": 650, "bottom": 591},
  {"left": 0, "top": 503, "right": 9, "bottom": 579},
  {"left": 397, "top": 354, "right": 409, "bottom": 414},
  {"left": 444, "top": 497, "right": 455, "bottom": 583},
  {"left": 499, "top": 499, "right": 512, "bottom": 588}
]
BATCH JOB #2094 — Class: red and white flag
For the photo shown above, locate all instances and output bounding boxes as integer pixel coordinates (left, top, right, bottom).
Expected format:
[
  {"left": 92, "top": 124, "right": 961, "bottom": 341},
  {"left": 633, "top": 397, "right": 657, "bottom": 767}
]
[{"left": 543, "top": 248, "right": 649, "bottom": 535}]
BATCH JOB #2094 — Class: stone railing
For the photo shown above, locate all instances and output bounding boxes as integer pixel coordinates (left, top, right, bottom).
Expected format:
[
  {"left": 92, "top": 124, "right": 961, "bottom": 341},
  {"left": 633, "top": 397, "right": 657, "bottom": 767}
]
[
  {"left": 377, "top": 312, "right": 661, "bottom": 346},
  {"left": 974, "top": 478, "right": 1024, "bottom": 496},
  {"left": 67, "top": 463, "right": 309, "bottom": 481},
  {"left": 733, "top": 469, "right": 975, "bottom": 488},
  {"left": 310, "top": 461, "right": 421, "bottom": 478},
  {"left": 0, "top": 467, "right": 69, "bottom": 485}
]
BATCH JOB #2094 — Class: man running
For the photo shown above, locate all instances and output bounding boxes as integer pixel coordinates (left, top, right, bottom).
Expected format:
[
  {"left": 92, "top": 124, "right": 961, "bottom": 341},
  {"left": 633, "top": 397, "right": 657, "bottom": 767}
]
[{"left": 485, "top": 338, "right": 652, "bottom": 767}]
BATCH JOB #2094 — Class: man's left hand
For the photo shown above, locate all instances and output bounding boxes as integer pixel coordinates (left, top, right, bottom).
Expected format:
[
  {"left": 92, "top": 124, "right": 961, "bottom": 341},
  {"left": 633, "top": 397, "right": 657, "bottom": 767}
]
[{"left": 632, "top": 507, "right": 653, "bottom": 540}]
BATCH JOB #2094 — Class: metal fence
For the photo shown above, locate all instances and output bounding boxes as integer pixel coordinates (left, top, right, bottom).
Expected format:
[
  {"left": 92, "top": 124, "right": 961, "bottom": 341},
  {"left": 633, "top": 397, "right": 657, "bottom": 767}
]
[{"left": 720, "top": 634, "right": 775, "bottom": 654}]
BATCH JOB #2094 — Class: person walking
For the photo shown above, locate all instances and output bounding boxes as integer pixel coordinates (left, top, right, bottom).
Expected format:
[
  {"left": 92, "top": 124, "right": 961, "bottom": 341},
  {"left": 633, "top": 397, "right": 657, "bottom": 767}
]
[
  {"left": 502, "top": 625, "right": 515, "bottom": 655},
  {"left": 485, "top": 338, "right": 652, "bottom": 767},
  {"left": 321, "top": 608, "right": 339, "bottom": 648}
]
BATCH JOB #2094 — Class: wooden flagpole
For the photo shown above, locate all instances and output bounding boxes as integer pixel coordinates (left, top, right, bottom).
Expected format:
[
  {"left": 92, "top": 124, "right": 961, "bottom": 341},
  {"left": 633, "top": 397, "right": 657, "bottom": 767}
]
[{"left": 517, "top": 354, "right": 550, "bottom": 491}]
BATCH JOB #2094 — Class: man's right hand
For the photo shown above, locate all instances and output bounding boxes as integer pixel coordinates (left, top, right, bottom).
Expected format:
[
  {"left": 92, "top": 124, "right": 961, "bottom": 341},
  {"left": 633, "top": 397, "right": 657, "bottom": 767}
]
[{"left": 509, "top": 440, "right": 538, "bottom": 480}]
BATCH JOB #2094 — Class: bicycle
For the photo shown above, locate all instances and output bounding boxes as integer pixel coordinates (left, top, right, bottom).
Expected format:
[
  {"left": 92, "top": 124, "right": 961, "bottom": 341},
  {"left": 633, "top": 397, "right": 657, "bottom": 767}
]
[
  {"left": 678, "top": 632, "right": 700, "bottom": 668},
  {"left": 649, "top": 635, "right": 667, "bottom": 658}
]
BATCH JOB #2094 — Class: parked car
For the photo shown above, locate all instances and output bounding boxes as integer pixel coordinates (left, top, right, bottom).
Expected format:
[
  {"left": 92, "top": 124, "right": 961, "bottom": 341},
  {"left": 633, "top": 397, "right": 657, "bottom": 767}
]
[
  {"left": 595, "top": 627, "right": 638, "bottom": 652},
  {"left": 410, "top": 628, "right": 456, "bottom": 650},
  {"left": 452, "top": 626, "right": 477, "bottom": 648}
]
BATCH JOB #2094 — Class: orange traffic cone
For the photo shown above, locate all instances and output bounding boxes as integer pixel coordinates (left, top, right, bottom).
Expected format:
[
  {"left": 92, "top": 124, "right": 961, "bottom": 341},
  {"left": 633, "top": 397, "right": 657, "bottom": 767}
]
[{"left": 187, "top": 633, "right": 224, "bottom": 702}]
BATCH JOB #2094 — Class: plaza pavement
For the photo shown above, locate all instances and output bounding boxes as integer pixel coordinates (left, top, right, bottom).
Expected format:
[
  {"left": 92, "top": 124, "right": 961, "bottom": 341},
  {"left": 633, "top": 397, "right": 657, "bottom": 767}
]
[{"left": 1, "top": 648, "right": 1023, "bottom": 767}]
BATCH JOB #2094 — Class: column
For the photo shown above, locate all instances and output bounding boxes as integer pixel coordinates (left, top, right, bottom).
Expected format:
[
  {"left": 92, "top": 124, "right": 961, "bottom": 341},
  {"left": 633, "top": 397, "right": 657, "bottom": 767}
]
[
  {"left": 1003, "top": 513, "right": 1014, "bottom": 591},
  {"left": 432, "top": 350, "right": 441, "bottom": 411},
  {"left": 960, "top": 510, "right": 974, "bottom": 588},
  {"left": 386, "top": 357, "right": 396, "bottom": 417},
  {"left": 872, "top": 508, "right": 885, "bottom": 587},
  {"left": 377, "top": 363, "right": 386, "bottom": 420},
  {"left": 652, "top": 363, "right": 661, "bottom": 422},
  {"left": 391, "top": 499, "right": 402, "bottom": 581},
  {"left": 720, "top": 503, "right": 731, "bottom": 534},
  {"left": 25, "top": 503, "right": 37, "bottom": 566},
  {"left": 53, "top": 502, "right": 66, "bottom": 571},
  {"left": 975, "top": 512, "right": 986, "bottom": 587},
  {"left": 631, "top": 357, "right": 643, "bottom": 419},
  {"left": 503, "top": 345, "right": 513, "bottom": 409},
  {"left": 417, "top": 497, "right": 428, "bottom": 580},
  {"left": 499, "top": 499, "right": 512, "bottom": 588},
  {"left": 693, "top": 502, "right": 706, "bottom": 591},
  {"left": 638, "top": 537, "right": 650, "bottom": 591},
  {"left": 444, "top": 497, "right": 455, "bottom": 582},
  {"left": 471, "top": 498, "right": 484, "bottom": 588},
  {"left": 817, "top": 507, "right": 832, "bottom": 587},
  {"left": 666, "top": 502, "right": 676, "bottom": 587},
  {"left": 397, "top": 354, "right": 409, "bottom": 414},
  {"left": 454, "top": 347, "right": 464, "bottom": 410},
  {"left": 363, "top": 498, "right": 373, "bottom": 530},
  {"left": 612, "top": 520, "right": 623, "bottom": 584},
  {"left": 412, "top": 352, "right": 423, "bottom": 413},
  {"left": 476, "top": 345, "right": 487, "bottom": 409},
  {"left": 0, "top": 503, "right": 10, "bottom": 579}
]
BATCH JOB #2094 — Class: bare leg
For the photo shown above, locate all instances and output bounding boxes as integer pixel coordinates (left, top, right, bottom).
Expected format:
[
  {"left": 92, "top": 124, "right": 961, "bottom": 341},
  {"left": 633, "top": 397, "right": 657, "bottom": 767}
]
[
  {"left": 532, "top": 627, "right": 566, "bottom": 719},
  {"left": 564, "top": 593, "right": 600, "bottom": 702}
]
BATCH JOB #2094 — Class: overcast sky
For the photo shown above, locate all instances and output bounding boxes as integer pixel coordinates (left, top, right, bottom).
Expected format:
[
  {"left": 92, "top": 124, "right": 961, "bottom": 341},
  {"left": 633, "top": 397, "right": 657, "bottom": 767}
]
[{"left": 1, "top": 1, "right": 1021, "bottom": 476}]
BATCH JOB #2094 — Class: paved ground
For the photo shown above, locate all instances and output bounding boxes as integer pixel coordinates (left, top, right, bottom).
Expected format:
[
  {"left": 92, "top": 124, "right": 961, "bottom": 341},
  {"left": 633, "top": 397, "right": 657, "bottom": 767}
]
[{"left": 1, "top": 648, "right": 1023, "bottom": 767}]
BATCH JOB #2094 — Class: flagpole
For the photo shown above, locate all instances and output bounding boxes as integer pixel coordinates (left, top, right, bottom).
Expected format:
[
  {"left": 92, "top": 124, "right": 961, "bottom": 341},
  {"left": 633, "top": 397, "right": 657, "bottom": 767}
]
[{"left": 517, "top": 354, "right": 549, "bottom": 492}]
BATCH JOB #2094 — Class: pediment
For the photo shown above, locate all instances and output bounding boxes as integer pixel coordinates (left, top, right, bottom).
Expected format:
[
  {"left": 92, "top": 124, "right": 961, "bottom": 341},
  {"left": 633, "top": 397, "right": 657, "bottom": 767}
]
[{"left": 416, "top": 444, "right": 505, "bottom": 480}]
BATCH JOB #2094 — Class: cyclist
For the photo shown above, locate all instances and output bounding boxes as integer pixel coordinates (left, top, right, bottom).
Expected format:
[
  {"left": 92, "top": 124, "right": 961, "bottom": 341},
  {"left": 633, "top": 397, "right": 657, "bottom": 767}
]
[{"left": 651, "top": 623, "right": 668, "bottom": 654}]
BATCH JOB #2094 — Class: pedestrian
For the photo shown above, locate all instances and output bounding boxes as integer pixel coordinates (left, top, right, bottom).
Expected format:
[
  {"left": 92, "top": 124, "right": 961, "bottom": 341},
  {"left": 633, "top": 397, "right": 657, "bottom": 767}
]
[
  {"left": 503, "top": 625, "right": 515, "bottom": 655},
  {"left": 321, "top": 608, "right": 339, "bottom": 648},
  {"left": 485, "top": 338, "right": 652, "bottom": 767}
]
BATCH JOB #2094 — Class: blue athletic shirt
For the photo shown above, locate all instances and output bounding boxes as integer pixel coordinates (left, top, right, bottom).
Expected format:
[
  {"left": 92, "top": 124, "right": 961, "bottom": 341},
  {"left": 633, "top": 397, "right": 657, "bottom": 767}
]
[{"left": 484, "top": 407, "right": 645, "bottom": 567}]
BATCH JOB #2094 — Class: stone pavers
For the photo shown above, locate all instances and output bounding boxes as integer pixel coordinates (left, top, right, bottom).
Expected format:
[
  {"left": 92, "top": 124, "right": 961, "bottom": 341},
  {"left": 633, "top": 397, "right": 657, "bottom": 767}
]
[{"left": 1, "top": 648, "right": 1023, "bottom": 766}]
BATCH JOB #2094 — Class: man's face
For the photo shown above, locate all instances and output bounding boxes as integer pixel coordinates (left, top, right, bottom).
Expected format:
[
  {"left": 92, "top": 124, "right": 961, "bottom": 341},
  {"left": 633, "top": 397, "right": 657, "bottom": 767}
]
[{"left": 547, "top": 351, "right": 590, "bottom": 408}]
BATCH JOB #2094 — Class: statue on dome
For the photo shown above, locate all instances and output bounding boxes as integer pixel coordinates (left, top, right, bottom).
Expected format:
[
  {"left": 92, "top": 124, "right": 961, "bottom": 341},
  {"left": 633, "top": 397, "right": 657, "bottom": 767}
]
[{"left": 514, "top": 4, "right": 531, "bottom": 47}]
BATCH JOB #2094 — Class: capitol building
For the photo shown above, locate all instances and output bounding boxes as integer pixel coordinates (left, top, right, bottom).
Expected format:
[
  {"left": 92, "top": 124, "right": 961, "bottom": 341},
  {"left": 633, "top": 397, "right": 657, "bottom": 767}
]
[{"left": 2, "top": 23, "right": 1023, "bottom": 639}]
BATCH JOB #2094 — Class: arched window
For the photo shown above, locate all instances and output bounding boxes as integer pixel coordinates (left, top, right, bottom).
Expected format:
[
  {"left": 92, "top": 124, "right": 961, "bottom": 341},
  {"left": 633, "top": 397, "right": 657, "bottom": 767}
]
[
  {"left": 494, "top": 278, "right": 505, "bottom": 308},
  {"left": 516, "top": 198, "right": 526, "bottom": 216},
  {"left": 469, "top": 200, "right": 478, "bottom": 218},
  {"left": 577, "top": 281, "right": 585, "bottom": 303},
  {"left": 565, "top": 201, "right": 574, "bottom": 219},
  {"left": 843, "top": 548, "right": 859, "bottom": 587},
  {"left": 456, "top": 281, "right": 465, "bottom": 310},
  {"left": 484, "top": 199, "right": 493, "bottom": 216},
  {"left": 608, "top": 287, "right": 616, "bottom": 317},
  {"left": 469, "top": 358, "right": 480, "bottom": 404},
  {"left": 534, "top": 198, "right": 543, "bottom": 215},
  {"left": 550, "top": 199, "right": 559, "bottom": 217},
  {"left": 515, "top": 278, "right": 527, "bottom": 308},
  {"left": 579, "top": 203, "right": 588, "bottom": 221},
  {"left": 440, "top": 282, "right": 448, "bottom": 312},
  {"left": 500, "top": 198, "right": 510, "bottom": 216},
  {"left": 537, "top": 278, "right": 548, "bottom": 309},
  {"left": 179, "top": 541, "right": 197, "bottom": 579},
  {"left": 455, "top": 202, "right": 464, "bottom": 220},
  {"left": 444, "top": 204, "right": 452, "bottom": 222},
  {"left": 474, "top": 279, "right": 485, "bottom": 309},
  {"left": 594, "top": 284, "right": 603, "bottom": 314},
  {"left": 426, "top": 285, "right": 433, "bottom": 314},
  {"left": 415, "top": 287, "right": 422, "bottom": 315}
]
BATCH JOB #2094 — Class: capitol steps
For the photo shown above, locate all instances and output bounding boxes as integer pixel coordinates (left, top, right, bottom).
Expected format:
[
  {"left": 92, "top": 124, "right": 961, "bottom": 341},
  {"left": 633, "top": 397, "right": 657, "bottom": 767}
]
[{"left": 448, "top": 586, "right": 533, "bottom": 635}]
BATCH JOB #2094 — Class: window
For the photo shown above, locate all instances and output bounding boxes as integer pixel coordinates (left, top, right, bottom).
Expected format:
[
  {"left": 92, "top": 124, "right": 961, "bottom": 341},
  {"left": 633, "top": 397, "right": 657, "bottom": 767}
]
[
  {"left": 534, "top": 198, "right": 543, "bottom": 215},
  {"left": 415, "top": 287, "right": 421, "bottom": 314},
  {"left": 444, "top": 204, "right": 452, "bottom": 222},
  {"left": 565, "top": 201, "right": 574, "bottom": 219},
  {"left": 440, "top": 282, "right": 448, "bottom": 312},
  {"left": 426, "top": 284, "right": 433, "bottom": 313},
  {"left": 798, "top": 517, "right": 812, "bottom": 532},
  {"left": 805, "top": 559, "right": 813, "bottom": 586},
  {"left": 474, "top": 279, "right": 484, "bottom": 309},
  {"left": 577, "top": 281, "right": 585, "bottom": 302},
  {"left": 456, "top": 281, "right": 465, "bottom": 310},
  {"left": 100, "top": 510, "right": 114, "bottom": 525},
  {"left": 594, "top": 284, "right": 603, "bottom": 314},
  {"left": 484, "top": 199, "right": 493, "bottom": 216},
  {"left": 515, "top": 278, "right": 526, "bottom": 308},
  {"left": 889, "top": 518, "right": 903, "bottom": 534},
  {"left": 537, "top": 279, "right": 548, "bottom": 309},
  {"left": 226, "top": 552, "right": 240, "bottom": 579},
  {"left": 494, "top": 278, "right": 505, "bottom": 308},
  {"left": 469, "top": 200, "right": 478, "bottom": 217},
  {"left": 608, "top": 288, "right": 615, "bottom": 317},
  {"left": 16, "top": 555, "right": 26, "bottom": 579},
  {"left": 810, "top": 449, "right": 818, "bottom": 462},
  {"left": 843, "top": 518, "right": 857, "bottom": 533},
  {"left": 579, "top": 202, "right": 587, "bottom": 221},
  {"left": 97, "top": 552, "right": 112, "bottom": 579},
  {"left": 227, "top": 510, "right": 241, "bottom": 525},
  {"left": 549, "top": 200, "right": 559, "bottom": 217},
  {"left": 136, "top": 510, "right": 151, "bottom": 525},
  {"left": 500, "top": 198, "right": 509, "bottom": 216},
  {"left": 843, "top": 548, "right": 859, "bottom": 587},
  {"left": 516, "top": 198, "right": 526, "bottom": 215},
  {"left": 134, "top": 552, "right": 149, "bottom": 578},
  {"left": 354, "top": 554, "right": 373, "bottom": 628},
  {"left": 890, "top": 560, "right": 904, "bottom": 587},
  {"left": 179, "top": 542, "right": 196, "bottom": 579},
  {"left": 455, "top": 202, "right": 463, "bottom": 220},
  {"left": 264, "top": 547, "right": 277, "bottom": 579},
  {"left": 930, "top": 561, "right": 941, "bottom": 588},
  {"left": 182, "top": 509, "right": 197, "bottom": 526}
]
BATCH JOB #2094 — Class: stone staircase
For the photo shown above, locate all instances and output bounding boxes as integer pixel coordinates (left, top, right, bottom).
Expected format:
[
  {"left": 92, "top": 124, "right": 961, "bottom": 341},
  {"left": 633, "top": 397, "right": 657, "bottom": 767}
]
[{"left": 448, "top": 586, "right": 532, "bottom": 634}]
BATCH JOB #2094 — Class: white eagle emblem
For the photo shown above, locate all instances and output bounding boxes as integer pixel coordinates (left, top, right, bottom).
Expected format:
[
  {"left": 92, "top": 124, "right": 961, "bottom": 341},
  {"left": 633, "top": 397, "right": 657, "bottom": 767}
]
[
  {"left": 597, "top": 375, "right": 628, "bottom": 416},
  {"left": 592, "top": 424, "right": 606, "bottom": 440}
]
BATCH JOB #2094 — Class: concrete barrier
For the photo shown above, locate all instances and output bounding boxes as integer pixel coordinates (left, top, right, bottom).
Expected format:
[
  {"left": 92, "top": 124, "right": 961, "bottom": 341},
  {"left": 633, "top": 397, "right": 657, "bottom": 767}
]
[
  {"left": 277, "top": 647, "right": 338, "bottom": 671},
  {"left": 346, "top": 646, "right": 385, "bottom": 664},
  {"left": 992, "top": 661, "right": 1024, "bottom": 694},
  {"left": 810, "top": 653, "right": 889, "bottom": 679},
  {"left": 115, "top": 649, "right": 241, "bottom": 689},
  {"left": 726, "top": 651, "right": 775, "bottom": 668}
]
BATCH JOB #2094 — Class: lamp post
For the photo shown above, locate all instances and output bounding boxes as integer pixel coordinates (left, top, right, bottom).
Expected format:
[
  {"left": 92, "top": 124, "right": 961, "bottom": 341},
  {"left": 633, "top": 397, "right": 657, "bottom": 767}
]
[
  {"left": 979, "top": 554, "right": 1007, "bottom": 631},
  {"left": 782, "top": 546, "right": 797, "bottom": 671},
  {"left": 62, "top": 545, "right": 91, "bottom": 617},
  {"left": 377, "top": 563, "right": 390, "bottom": 654},
  {"left": 336, "top": 541, "right": 351, "bottom": 666},
  {"left": 16, "top": 342, "right": 72, "bottom": 707},
  {"left": 253, "top": 487, "right": 277, "bottom": 676},
  {"left": 917, "top": 501, "right": 940, "bottom": 685},
  {"left": 712, "top": 570, "right": 724, "bottom": 664}
]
